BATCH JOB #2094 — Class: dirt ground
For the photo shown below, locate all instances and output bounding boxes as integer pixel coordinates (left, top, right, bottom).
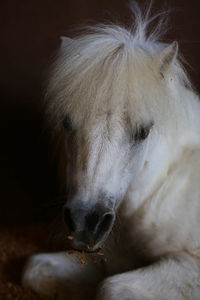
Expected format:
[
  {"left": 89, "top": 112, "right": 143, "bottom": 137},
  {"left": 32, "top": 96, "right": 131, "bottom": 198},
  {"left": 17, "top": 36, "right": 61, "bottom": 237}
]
[{"left": 0, "top": 224, "right": 50, "bottom": 300}]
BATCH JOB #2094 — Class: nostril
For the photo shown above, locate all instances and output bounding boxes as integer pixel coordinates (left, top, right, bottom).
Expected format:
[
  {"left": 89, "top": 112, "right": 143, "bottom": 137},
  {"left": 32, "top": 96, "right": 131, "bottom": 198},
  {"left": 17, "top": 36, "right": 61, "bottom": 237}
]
[
  {"left": 63, "top": 207, "right": 76, "bottom": 232},
  {"left": 95, "top": 213, "right": 114, "bottom": 240},
  {"left": 85, "top": 212, "right": 99, "bottom": 231}
]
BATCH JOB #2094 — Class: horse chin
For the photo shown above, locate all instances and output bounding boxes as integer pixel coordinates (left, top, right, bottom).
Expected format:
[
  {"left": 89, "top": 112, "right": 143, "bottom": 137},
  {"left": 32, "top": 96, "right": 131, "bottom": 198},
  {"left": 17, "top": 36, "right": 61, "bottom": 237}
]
[{"left": 69, "top": 240, "right": 101, "bottom": 253}]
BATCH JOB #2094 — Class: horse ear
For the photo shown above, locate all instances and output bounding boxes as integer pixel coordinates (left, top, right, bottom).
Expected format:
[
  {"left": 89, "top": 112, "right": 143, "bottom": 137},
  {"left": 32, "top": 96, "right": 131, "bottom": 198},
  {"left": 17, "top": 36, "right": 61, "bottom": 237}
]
[
  {"left": 60, "top": 36, "right": 73, "bottom": 49},
  {"left": 156, "top": 41, "right": 178, "bottom": 78}
]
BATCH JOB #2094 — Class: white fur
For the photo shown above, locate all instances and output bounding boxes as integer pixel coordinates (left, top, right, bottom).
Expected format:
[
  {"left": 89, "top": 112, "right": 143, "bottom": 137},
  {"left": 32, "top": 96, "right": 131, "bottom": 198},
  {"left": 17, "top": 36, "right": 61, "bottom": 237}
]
[{"left": 23, "top": 2, "right": 200, "bottom": 299}]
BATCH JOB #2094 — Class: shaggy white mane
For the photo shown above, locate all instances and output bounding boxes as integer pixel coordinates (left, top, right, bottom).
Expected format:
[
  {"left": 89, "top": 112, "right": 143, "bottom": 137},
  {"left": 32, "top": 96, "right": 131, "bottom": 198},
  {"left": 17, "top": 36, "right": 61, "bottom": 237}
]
[{"left": 45, "top": 1, "right": 194, "bottom": 140}]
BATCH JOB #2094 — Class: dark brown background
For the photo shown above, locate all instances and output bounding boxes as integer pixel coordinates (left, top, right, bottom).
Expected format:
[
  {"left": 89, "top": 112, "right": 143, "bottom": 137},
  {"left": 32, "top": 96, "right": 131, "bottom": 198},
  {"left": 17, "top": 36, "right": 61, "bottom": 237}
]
[{"left": 1, "top": 0, "right": 200, "bottom": 225}]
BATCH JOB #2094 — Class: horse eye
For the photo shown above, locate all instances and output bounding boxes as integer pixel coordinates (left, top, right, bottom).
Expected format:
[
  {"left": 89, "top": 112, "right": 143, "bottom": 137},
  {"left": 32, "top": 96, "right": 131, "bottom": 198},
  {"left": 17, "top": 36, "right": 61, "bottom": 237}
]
[
  {"left": 134, "top": 123, "right": 153, "bottom": 143},
  {"left": 62, "top": 115, "right": 72, "bottom": 131}
]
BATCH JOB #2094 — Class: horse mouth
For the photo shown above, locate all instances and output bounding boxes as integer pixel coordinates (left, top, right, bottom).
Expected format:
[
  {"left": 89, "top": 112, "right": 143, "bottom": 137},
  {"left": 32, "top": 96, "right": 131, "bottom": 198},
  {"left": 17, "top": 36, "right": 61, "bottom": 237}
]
[
  {"left": 66, "top": 233, "right": 105, "bottom": 253},
  {"left": 68, "top": 245, "right": 103, "bottom": 254}
]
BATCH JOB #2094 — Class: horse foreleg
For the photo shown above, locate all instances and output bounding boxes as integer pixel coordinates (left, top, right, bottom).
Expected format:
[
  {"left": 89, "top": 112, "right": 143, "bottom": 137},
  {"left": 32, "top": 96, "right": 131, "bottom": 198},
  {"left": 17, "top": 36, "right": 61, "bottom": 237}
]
[
  {"left": 96, "top": 252, "right": 200, "bottom": 300},
  {"left": 22, "top": 251, "right": 104, "bottom": 300}
]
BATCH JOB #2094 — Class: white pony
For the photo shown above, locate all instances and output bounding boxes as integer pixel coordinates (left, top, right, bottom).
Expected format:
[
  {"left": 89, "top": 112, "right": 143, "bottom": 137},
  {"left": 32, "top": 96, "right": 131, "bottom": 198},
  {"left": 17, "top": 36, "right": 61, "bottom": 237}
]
[{"left": 22, "top": 2, "right": 200, "bottom": 300}]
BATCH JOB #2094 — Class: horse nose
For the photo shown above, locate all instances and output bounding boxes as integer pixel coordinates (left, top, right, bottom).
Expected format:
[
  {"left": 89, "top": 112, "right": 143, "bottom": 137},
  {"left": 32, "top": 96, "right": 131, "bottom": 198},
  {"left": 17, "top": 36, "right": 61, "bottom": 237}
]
[
  {"left": 85, "top": 211, "right": 114, "bottom": 241},
  {"left": 63, "top": 206, "right": 115, "bottom": 247}
]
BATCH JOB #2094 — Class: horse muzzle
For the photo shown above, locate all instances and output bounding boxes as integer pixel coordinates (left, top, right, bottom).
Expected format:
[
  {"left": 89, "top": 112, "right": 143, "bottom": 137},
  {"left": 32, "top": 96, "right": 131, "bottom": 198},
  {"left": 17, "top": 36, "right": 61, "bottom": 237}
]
[{"left": 63, "top": 204, "right": 115, "bottom": 251}]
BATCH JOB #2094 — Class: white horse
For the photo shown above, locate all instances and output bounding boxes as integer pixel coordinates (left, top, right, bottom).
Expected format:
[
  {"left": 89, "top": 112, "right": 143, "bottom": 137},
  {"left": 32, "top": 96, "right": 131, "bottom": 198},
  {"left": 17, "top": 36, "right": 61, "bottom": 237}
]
[{"left": 22, "top": 3, "right": 200, "bottom": 300}]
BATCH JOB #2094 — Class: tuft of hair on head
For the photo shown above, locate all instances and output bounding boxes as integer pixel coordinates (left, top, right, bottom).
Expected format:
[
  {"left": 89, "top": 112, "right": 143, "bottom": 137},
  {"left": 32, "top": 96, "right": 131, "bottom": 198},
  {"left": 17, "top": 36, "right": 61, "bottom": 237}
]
[
  {"left": 128, "top": 0, "right": 170, "bottom": 43},
  {"left": 127, "top": 0, "right": 191, "bottom": 88}
]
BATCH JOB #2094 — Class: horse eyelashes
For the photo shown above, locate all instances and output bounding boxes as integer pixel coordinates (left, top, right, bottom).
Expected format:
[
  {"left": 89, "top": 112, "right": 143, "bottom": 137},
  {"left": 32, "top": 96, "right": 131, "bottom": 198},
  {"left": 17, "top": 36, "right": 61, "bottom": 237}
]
[
  {"left": 134, "top": 126, "right": 149, "bottom": 142},
  {"left": 134, "top": 123, "right": 153, "bottom": 143},
  {"left": 63, "top": 115, "right": 73, "bottom": 131}
]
